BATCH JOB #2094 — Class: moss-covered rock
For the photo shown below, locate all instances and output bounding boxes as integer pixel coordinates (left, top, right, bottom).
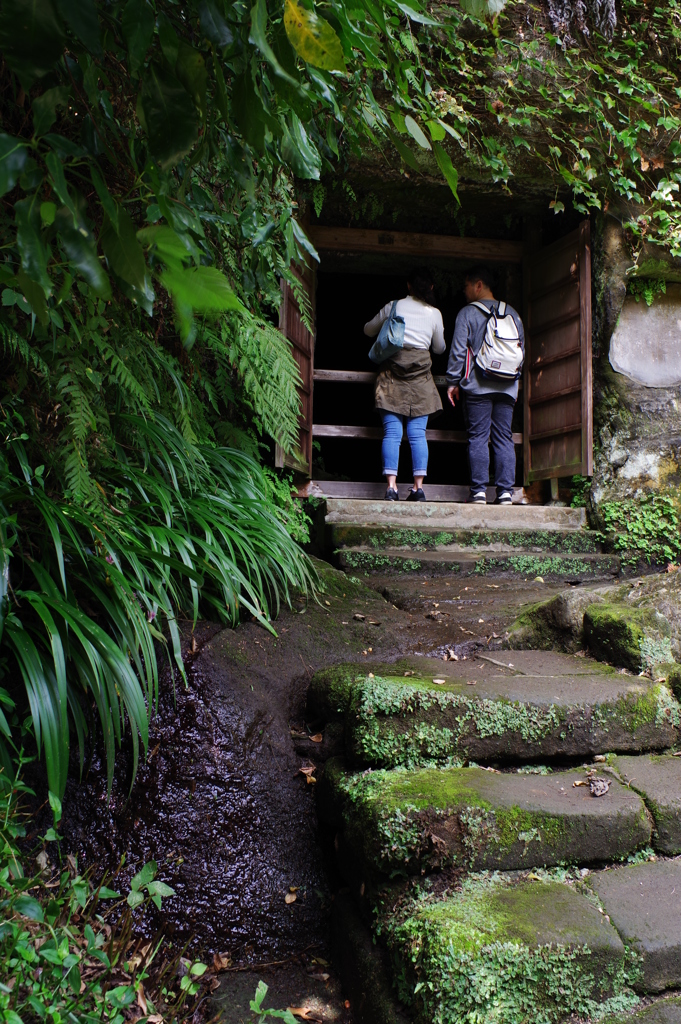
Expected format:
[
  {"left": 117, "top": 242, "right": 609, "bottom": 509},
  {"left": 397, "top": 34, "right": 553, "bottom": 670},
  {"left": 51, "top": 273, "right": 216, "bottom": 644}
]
[
  {"left": 610, "top": 754, "right": 681, "bottom": 855},
  {"left": 325, "top": 761, "right": 650, "bottom": 878},
  {"left": 584, "top": 604, "right": 658, "bottom": 672},
  {"left": 378, "top": 873, "right": 638, "bottom": 1024},
  {"left": 308, "top": 659, "right": 681, "bottom": 768}
]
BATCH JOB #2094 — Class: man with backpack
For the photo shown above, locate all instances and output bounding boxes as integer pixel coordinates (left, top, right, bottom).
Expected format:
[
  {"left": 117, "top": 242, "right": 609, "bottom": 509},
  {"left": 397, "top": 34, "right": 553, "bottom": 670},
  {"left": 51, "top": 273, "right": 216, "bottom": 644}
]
[{"left": 446, "top": 266, "right": 525, "bottom": 505}]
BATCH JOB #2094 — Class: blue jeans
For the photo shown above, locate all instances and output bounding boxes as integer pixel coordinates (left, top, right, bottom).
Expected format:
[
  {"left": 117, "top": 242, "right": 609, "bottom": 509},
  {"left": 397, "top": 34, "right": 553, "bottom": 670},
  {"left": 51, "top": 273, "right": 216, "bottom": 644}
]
[
  {"left": 463, "top": 393, "right": 516, "bottom": 494},
  {"left": 380, "top": 411, "right": 429, "bottom": 477}
]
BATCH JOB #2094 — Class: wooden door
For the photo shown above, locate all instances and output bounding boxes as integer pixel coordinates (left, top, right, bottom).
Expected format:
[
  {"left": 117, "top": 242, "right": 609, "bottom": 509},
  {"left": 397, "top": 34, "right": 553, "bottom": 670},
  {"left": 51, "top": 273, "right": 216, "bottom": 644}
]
[
  {"left": 275, "top": 263, "right": 315, "bottom": 476},
  {"left": 523, "top": 221, "right": 592, "bottom": 485}
]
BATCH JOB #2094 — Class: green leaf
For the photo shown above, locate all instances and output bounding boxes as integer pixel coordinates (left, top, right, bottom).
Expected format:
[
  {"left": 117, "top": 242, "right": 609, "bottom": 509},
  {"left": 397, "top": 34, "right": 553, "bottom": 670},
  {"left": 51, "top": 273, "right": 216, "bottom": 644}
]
[
  {"left": 140, "top": 64, "right": 200, "bottom": 169},
  {"left": 0, "top": 135, "right": 28, "bottom": 198},
  {"left": 60, "top": 224, "right": 111, "bottom": 298},
  {"left": 122, "top": 0, "right": 154, "bottom": 77},
  {"left": 45, "top": 151, "right": 78, "bottom": 223},
  {"left": 131, "top": 860, "right": 156, "bottom": 891},
  {"left": 460, "top": 0, "right": 507, "bottom": 16},
  {"left": 101, "top": 209, "right": 147, "bottom": 290},
  {"left": 158, "top": 12, "right": 180, "bottom": 66},
  {"left": 175, "top": 42, "right": 208, "bottom": 119},
  {"left": 98, "top": 886, "right": 120, "bottom": 898},
  {"left": 395, "top": 2, "right": 440, "bottom": 25},
  {"left": 190, "top": 961, "right": 207, "bottom": 976},
  {"left": 390, "top": 110, "right": 407, "bottom": 134},
  {"left": 214, "top": 63, "right": 230, "bottom": 124},
  {"left": 147, "top": 879, "right": 175, "bottom": 897},
  {"left": 48, "top": 789, "right": 62, "bottom": 823},
  {"left": 16, "top": 269, "right": 49, "bottom": 325},
  {"left": 199, "top": 0, "right": 234, "bottom": 47},
  {"left": 434, "top": 142, "right": 460, "bottom": 203},
  {"left": 137, "top": 224, "right": 197, "bottom": 267},
  {"left": 232, "top": 72, "right": 266, "bottom": 152},
  {"left": 250, "top": 0, "right": 304, "bottom": 88},
  {"left": 281, "top": 114, "right": 321, "bottom": 179},
  {"left": 284, "top": 0, "right": 346, "bottom": 72},
  {"left": 32, "top": 86, "right": 70, "bottom": 137},
  {"left": 388, "top": 130, "right": 420, "bottom": 171},
  {"left": 14, "top": 895, "right": 44, "bottom": 921},
  {"left": 251, "top": 981, "right": 268, "bottom": 1011},
  {"left": 0, "top": 0, "right": 65, "bottom": 88},
  {"left": 404, "top": 115, "right": 431, "bottom": 150},
  {"left": 90, "top": 165, "right": 119, "bottom": 233},
  {"left": 53, "top": 0, "right": 101, "bottom": 54},
  {"left": 160, "top": 265, "right": 245, "bottom": 313},
  {"left": 15, "top": 198, "right": 53, "bottom": 298},
  {"left": 426, "top": 119, "right": 446, "bottom": 141}
]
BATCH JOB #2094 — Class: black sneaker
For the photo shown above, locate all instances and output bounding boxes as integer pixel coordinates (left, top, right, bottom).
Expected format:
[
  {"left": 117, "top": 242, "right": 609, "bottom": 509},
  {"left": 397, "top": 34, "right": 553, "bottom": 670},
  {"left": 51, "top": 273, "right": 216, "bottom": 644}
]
[
  {"left": 495, "top": 491, "right": 513, "bottom": 505},
  {"left": 385, "top": 487, "right": 399, "bottom": 501},
  {"left": 468, "top": 489, "right": 487, "bottom": 504},
  {"left": 406, "top": 487, "right": 426, "bottom": 502}
]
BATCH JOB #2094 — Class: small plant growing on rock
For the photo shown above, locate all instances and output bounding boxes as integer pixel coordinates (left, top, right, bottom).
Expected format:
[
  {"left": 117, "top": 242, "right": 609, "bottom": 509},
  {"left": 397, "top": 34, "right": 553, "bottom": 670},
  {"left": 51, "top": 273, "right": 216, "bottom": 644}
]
[{"left": 600, "top": 496, "right": 681, "bottom": 566}]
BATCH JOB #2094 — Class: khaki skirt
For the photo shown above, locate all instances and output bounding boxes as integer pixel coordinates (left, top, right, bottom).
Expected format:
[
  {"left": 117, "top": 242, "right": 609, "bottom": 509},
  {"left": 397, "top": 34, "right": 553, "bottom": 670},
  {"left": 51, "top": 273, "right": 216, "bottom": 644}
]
[{"left": 374, "top": 347, "right": 443, "bottom": 418}]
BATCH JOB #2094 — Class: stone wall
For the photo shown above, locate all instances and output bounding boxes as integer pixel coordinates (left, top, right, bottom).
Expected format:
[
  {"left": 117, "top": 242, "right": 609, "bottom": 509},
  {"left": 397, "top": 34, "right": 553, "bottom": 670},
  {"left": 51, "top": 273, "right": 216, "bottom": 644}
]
[{"left": 590, "top": 218, "right": 681, "bottom": 509}]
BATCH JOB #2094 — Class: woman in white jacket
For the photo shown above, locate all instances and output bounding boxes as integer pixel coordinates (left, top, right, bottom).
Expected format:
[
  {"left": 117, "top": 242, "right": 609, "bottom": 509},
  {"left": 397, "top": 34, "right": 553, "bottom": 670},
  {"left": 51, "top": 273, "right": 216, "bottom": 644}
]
[{"left": 364, "top": 269, "right": 445, "bottom": 501}]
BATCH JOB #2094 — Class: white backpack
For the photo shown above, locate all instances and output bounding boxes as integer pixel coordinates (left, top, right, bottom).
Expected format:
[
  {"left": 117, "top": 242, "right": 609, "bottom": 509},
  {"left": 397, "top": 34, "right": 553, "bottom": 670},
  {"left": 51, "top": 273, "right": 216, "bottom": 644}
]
[{"left": 470, "top": 301, "right": 524, "bottom": 381}]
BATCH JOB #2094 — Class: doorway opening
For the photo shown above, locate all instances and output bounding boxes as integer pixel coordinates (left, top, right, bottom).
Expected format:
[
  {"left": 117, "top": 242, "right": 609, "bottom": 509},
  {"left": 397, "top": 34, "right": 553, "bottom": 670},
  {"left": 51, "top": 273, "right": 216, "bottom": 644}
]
[{"left": 277, "top": 221, "right": 592, "bottom": 503}]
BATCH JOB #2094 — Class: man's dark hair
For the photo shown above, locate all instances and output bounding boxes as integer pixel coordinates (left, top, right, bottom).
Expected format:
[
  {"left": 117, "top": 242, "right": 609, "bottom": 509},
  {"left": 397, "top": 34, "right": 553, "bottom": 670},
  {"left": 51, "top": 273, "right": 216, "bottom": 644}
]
[
  {"left": 408, "top": 267, "right": 436, "bottom": 303},
  {"left": 465, "top": 265, "right": 494, "bottom": 291}
]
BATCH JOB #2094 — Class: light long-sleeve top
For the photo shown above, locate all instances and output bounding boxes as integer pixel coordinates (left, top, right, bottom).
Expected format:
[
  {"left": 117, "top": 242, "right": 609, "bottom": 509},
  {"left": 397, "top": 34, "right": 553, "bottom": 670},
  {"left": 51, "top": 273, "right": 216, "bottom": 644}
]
[
  {"left": 364, "top": 296, "right": 446, "bottom": 354},
  {"left": 446, "top": 298, "right": 525, "bottom": 399}
]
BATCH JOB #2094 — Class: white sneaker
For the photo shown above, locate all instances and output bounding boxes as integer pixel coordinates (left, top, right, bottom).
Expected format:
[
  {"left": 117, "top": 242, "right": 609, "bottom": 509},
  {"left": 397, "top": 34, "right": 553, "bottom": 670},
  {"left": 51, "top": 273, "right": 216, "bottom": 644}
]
[
  {"left": 496, "top": 491, "right": 513, "bottom": 505},
  {"left": 468, "top": 490, "right": 487, "bottom": 504}
]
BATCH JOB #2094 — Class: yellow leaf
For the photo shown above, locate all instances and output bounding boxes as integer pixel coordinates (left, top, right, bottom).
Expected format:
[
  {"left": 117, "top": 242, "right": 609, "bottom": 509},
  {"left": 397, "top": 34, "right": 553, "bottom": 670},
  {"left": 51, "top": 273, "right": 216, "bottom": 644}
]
[{"left": 284, "top": 0, "right": 346, "bottom": 72}]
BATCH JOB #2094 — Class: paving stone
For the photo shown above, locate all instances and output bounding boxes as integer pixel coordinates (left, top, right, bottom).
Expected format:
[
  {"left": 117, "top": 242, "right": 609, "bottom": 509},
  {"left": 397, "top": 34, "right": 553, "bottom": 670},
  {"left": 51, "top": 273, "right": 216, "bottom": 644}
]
[
  {"left": 590, "top": 859, "right": 681, "bottom": 993},
  {"left": 337, "top": 546, "right": 619, "bottom": 580},
  {"left": 611, "top": 755, "right": 681, "bottom": 854},
  {"left": 324, "top": 498, "right": 588, "bottom": 530},
  {"left": 323, "top": 761, "right": 651, "bottom": 877},
  {"left": 308, "top": 653, "right": 681, "bottom": 768},
  {"left": 601, "top": 996, "right": 681, "bottom": 1024},
  {"left": 379, "top": 874, "right": 627, "bottom": 1024}
]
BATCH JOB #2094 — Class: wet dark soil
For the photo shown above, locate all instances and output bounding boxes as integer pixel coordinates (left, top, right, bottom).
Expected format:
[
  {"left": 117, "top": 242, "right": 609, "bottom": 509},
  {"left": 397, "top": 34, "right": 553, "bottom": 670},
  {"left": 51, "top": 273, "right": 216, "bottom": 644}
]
[{"left": 39, "top": 558, "right": 574, "bottom": 1020}]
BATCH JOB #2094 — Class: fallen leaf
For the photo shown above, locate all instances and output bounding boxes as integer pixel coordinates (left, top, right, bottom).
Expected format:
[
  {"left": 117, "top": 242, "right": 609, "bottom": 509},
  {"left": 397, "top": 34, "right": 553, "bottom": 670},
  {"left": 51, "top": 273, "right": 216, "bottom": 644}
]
[
  {"left": 467, "top": 680, "right": 477, "bottom": 686},
  {"left": 368, "top": 672, "right": 374, "bottom": 678},
  {"left": 289, "top": 885, "right": 299, "bottom": 891},
  {"left": 404, "top": 670, "right": 414, "bottom": 676},
  {"left": 432, "top": 602, "right": 439, "bottom": 608},
  {"left": 298, "top": 766, "right": 316, "bottom": 777},
  {"left": 285, "top": 893, "right": 297, "bottom": 904},
  {"left": 478, "top": 618, "right": 485, "bottom": 623},
  {"left": 309, "top": 733, "right": 323, "bottom": 743},
  {"left": 534, "top": 576, "right": 545, "bottom": 583},
  {"left": 368, "top": 647, "right": 372, "bottom": 652},
  {"left": 341, "top": 621, "right": 348, "bottom": 625},
  {"left": 325, "top": 600, "right": 331, "bottom": 606},
  {"left": 313, "top": 957, "right": 330, "bottom": 966},
  {"left": 213, "top": 952, "right": 231, "bottom": 970},
  {"left": 433, "top": 678, "right": 446, "bottom": 685},
  {"left": 589, "top": 776, "right": 610, "bottom": 797},
  {"left": 353, "top": 613, "right": 366, "bottom": 621},
  {"left": 573, "top": 780, "right": 589, "bottom": 787},
  {"left": 369, "top": 620, "right": 381, "bottom": 625},
  {"left": 137, "top": 987, "right": 147, "bottom": 1014},
  {"left": 288, "top": 1009, "right": 319, "bottom": 1021},
  {"left": 651, "top": 154, "right": 665, "bottom": 169}
]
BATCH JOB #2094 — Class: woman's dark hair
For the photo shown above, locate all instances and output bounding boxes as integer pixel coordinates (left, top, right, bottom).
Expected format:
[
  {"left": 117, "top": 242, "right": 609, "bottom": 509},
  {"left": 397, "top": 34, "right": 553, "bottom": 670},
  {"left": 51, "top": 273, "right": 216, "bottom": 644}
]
[
  {"left": 408, "top": 268, "right": 436, "bottom": 303},
  {"left": 465, "top": 265, "right": 494, "bottom": 291}
]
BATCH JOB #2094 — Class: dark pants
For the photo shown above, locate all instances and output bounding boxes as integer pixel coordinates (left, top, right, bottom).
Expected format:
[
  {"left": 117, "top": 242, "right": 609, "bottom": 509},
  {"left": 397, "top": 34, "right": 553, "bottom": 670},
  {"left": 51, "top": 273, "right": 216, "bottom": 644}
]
[{"left": 463, "top": 393, "right": 516, "bottom": 494}]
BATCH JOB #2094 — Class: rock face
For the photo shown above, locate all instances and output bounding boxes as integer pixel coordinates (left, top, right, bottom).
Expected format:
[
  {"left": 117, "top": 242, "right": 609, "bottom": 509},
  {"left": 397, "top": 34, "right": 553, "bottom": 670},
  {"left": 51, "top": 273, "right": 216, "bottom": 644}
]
[
  {"left": 610, "top": 754, "right": 681, "bottom": 854},
  {"left": 509, "top": 572, "right": 681, "bottom": 668},
  {"left": 609, "top": 286, "right": 681, "bottom": 388},
  {"left": 592, "top": 222, "right": 681, "bottom": 509}
]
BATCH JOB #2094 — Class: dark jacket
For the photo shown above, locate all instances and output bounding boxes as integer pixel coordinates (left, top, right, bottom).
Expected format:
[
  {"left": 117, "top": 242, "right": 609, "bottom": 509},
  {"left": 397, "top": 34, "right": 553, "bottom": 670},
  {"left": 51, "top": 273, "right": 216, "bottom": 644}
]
[{"left": 374, "top": 348, "right": 443, "bottom": 418}]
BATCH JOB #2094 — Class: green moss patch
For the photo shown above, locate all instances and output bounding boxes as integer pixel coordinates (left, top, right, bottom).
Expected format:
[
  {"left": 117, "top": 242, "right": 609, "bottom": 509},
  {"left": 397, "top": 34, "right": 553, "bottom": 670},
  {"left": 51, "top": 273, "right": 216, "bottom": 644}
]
[
  {"left": 326, "top": 762, "right": 650, "bottom": 877},
  {"left": 584, "top": 603, "right": 665, "bottom": 672},
  {"left": 378, "top": 874, "right": 640, "bottom": 1024}
]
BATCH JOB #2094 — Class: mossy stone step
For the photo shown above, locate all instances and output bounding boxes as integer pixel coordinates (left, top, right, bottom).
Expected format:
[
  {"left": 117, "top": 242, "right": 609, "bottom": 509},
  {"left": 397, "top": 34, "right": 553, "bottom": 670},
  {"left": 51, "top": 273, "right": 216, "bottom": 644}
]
[
  {"left": 610, "top": 754, "right": 681, "bottom": 854},
  {"left": 329, "top": 522, "right": 601, "bottom": 554},
  {"left": 324, "top": 498, "right": 588, "bottom": 530},
  {"left": 590, "top": 859, "right": 681, "bottom": 994},
  {"left": 308, "top": 652, "right": 681, "bottom": 768},
  {"left": 602, "top": 997, "right": 681, "bottom": 1024},
  {"left": 322, "top": 760, "right": 651, "bottom": 878},
  {"left": 379, "top": 873, "right": 631, "bottom": 1024},
  {"left": 337, "top": 546, "right": 620, "bottom": 580}
]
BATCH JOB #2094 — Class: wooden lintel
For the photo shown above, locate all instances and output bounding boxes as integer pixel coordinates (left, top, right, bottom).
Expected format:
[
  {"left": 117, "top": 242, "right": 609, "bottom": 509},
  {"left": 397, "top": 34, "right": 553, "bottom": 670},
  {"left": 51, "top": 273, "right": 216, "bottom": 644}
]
[
  {"left": 308, "top": 226, "right": 524, "bottom": 263},
  {"left": 314, "top": 369, "right": 449, "bottom": 386},
  {"left": 313, "top": 424, "right": 523, "bottom": 444}
]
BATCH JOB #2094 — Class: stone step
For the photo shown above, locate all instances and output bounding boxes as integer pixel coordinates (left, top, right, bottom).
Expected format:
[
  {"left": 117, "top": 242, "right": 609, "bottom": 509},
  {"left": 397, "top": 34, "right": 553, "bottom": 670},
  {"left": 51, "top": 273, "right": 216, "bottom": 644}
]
[
  {"left": 590, "top": 858, "right": 681, "bottom": 994},
  {"left": 377, "top": 873, "right": 631, "bottom": 1024},
  {"left": 610, "top": 754, "right": 681, "bottom": 854},
  {"left": 308, "top": 652, "right": 681, "bottom": 768},
  {"left": 329, "top": 522, "right": 601, "bottom": 554},
  {"left": 321, "top": 760, "right": 651, "bottom": 879},
  {"left": 337, "top": 546, "right": 619, "bottom": 580},
  {"left": 325, "top": 498, "right": 588, "bottom": 530}
]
